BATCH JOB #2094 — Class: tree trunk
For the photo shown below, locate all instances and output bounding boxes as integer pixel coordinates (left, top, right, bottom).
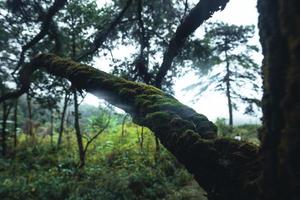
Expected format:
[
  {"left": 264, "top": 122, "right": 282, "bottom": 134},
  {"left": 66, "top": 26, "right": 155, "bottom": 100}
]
[
  {"left": 1, "top": 100, "right": 12, "bottom": 157},
  {"left": 121, "top": 114, "right": 127, "bottom": 137},
  {"left": 225, "top": 50, "right": 233, "bottom": 128},
  {"left": 155, "top": 135, "right": 160, "bottom": 153},
  {"left": 73, "top": 90, "right": 85, "bottom": 168},
  {"left": 13, "top": 99, "right": 18, "bottom": 149},
  {"left": 57, "top": 91, "right": 69, "bottom": 147},
  {"left": 1, "top": 102, "right": 7, "bottom": 156},
  {"left": 50, "top": 108, "right": 54, "bottom": 146},
  {"left": 26, "top": 93, "right": 33, "bottom": 136},
  {"left": 70, "top": 23, "right": 85, "bottom": 167},
  {"left": 140, "top": 126, "right": 144, "bottom": 150},
  {"left": 257, "top": 0, "right": 300, "bottom": 199},
  {"left": 225, "top": 69, "right": 233, "bottom": 127}
]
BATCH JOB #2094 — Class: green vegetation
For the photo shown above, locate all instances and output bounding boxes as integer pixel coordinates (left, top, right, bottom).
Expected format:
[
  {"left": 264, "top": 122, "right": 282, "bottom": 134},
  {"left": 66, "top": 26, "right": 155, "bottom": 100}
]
[
  {"left": 0, "top": 118, "right": 207, "bottom": 200},
  {"left": 0, "top": 104, "right": 260, "bottom": 200}
]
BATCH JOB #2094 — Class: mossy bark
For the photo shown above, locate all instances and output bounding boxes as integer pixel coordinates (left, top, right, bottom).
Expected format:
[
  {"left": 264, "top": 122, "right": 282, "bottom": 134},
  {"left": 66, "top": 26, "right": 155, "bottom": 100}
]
[
  {"left": 2, "top": 53, "right": 261, "bottom": 199},
  {"left": 258, "top": 0, "right": 300, "bottom": 199}
]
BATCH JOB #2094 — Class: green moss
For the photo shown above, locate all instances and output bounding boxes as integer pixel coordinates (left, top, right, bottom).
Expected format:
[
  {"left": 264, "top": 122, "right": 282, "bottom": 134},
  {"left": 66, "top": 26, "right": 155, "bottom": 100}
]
[
  {"left": 145, "top": 111, "right": 172, "bottom": 122},
  {"left": 170, "top": 118, "right": 196, "bottom": 132},
  {"left": 118, "top": 88, "right": 137, "bottom": 97},
  {"left": 134, "top": 95, "right": 153, "bottom": 109},
  {"left": 142, "top": 85, "right": 164, "bottom": 95},
  {"left": 176, "top": 130, "right": 202, "bottom": 149}
]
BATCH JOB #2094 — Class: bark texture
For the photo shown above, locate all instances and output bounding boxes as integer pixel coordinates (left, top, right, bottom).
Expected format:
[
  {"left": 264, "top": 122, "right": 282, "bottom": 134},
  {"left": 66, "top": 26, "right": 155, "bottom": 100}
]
[
  {"left": 0, "top": 53, "right": 260, "bottom": 200},
  {"left": 258, "top": 0, "right": 300, "bottom": 199}
]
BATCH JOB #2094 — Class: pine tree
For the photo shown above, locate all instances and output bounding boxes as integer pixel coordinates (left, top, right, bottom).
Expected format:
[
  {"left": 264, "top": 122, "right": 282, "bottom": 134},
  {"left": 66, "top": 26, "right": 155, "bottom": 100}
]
[{"left": 185, "top": 22, "right": 261, "bottom": 127}]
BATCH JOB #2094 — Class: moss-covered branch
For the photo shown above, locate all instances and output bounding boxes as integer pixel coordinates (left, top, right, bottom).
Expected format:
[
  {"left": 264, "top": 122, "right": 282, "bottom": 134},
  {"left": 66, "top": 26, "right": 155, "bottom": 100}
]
[{"left": 0, "top": 54, "right": 260, "bottom": 200}]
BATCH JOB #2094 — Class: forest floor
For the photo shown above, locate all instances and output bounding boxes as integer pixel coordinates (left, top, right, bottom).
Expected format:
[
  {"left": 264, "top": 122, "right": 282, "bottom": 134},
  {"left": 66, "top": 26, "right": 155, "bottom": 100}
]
[{"left": 0, "top": 125, "right": 208, "bottom": 200}]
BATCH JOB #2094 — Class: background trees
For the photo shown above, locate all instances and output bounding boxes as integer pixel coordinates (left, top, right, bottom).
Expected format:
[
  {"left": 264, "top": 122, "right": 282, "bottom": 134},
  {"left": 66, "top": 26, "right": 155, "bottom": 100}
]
[
  {"left": 184, "top": 22, "right": 261, "bottom": 127},
  {"left": 110, "top": 0, "right": 188, "bottom": 90}
]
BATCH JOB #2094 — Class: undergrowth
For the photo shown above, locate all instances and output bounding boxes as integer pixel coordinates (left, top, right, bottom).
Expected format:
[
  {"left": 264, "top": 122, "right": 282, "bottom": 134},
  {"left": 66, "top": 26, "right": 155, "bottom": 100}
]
[{"left": 0, "top": 123, "right": 206, "bottom": 200}]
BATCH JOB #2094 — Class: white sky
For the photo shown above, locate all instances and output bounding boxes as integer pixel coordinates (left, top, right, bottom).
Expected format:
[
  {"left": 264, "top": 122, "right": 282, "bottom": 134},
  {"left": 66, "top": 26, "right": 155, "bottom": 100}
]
[{"left": 85, "top": 0, "right": 262, "bottom": 124}]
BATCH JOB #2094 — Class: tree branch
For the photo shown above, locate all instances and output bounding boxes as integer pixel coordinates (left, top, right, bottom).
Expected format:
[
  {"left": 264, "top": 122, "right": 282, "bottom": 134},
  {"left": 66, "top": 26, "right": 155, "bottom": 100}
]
[
  {"left": 12, "top": 0, "right": 67, "bottom": 74},
  {"left": 76, "top": 0, "right": 133, "bottom": 61},
  {"left": 155, "top": 0, "right": 229, "bottom": 87},
  {"left": 134, "top": 0, "right": 153, "bottom": 84},
  {"left": 0, "top": 53, "right": 260, "bottom": 199}
]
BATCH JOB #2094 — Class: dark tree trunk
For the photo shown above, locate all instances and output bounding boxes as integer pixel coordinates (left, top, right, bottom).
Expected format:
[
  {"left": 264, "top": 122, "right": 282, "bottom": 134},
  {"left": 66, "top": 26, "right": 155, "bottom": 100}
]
[
  {"left": 140, "top": 126, "right": 144, "bottom": 150},
  {"left": 73, "top": 90, "right": 85, "bottom": 167},
  {"left": 136, "top": 126, "right": 144, "bottom": 151},
  {"left": 57, "top": 91, "right": 69, "bottom": 147},
  {"left": 1, "top": 102, "right": 7, "bottom": 156},
  {"left": 26, "top": 93, "right": 33, "bottom": 136},
  {"left": 1, "top": 100, "right": 12, "bottom": 157},
  {"left": 155, "top": 135, "right": 160, "bottom": 153},
  {"left": 225, "top": 68, "right": 233, "bottom": 127},
  {"left": 70, "top": 23, "right": 85, "bottom": 167},
  {"left": 13, "top": 99, "right": 18, "bottom": 149},
  {"left": 121, "top": 114, "right": 127, "bottom": 137},
  {"left": 50, "top": 108, "right": 54, "bottom": 146},
  {"left": 258, "top": 0, "right": 300, "bottom": 199},
  {"left": 224, "top": 50, "right": 233, "bottom": 128}
]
